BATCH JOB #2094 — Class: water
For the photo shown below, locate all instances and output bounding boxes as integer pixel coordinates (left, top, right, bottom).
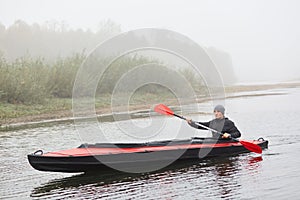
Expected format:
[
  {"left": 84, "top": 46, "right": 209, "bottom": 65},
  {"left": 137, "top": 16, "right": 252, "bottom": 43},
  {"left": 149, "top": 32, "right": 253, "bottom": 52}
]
[{"left": 1, "top": 87, "right": 300, "bottom": 199}]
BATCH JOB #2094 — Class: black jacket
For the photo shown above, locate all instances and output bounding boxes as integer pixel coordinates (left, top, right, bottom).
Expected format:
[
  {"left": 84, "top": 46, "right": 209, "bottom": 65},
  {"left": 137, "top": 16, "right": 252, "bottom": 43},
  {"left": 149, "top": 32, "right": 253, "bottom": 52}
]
[{"left": 189, "top": 117, "right": 241, "bottom": 138}]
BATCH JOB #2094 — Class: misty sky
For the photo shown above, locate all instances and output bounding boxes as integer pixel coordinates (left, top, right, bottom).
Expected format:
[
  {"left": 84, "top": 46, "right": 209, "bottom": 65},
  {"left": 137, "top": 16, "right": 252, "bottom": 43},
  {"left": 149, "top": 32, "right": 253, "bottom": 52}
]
[{"left": 1, "top": 0, "right": 299, "bottom": 83}]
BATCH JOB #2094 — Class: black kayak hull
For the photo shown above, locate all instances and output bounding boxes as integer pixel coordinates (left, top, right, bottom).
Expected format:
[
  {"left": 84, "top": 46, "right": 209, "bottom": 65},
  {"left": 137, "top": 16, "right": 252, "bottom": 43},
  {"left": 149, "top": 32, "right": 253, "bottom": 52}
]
[{"left": 28, "top": 138, "right": 268, "bottom": 173}]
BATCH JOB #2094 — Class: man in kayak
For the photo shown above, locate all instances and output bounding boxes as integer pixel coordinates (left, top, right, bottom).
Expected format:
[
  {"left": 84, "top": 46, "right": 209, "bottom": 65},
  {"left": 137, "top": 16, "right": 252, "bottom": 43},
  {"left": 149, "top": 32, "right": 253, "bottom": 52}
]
[{"left": 186, "top": 105, "right": 241, "bottom": 139}]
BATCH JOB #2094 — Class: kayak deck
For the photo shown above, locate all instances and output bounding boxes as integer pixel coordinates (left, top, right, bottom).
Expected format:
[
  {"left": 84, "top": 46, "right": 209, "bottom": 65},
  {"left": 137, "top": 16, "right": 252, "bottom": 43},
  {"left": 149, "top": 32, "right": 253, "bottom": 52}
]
[{"left": 43, "top": 140, "right": 263, "bottom": 157}]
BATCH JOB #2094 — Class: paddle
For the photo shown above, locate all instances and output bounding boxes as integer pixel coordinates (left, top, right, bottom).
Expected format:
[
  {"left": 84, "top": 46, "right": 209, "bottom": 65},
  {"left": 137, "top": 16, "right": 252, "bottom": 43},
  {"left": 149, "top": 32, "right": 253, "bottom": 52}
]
[{"left": 154, "top": 104, "right": 262, "bottom": 154}]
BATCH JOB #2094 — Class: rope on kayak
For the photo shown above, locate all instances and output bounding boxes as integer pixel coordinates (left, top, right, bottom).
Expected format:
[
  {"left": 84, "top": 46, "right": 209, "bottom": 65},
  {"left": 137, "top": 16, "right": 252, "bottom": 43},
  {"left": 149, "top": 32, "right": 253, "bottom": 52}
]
[
  {"left": 257, "top": 137, "right": 265, "bottom": 141},
  {"left": 33, "top": 150, "right": 43, "bottom": 155}
]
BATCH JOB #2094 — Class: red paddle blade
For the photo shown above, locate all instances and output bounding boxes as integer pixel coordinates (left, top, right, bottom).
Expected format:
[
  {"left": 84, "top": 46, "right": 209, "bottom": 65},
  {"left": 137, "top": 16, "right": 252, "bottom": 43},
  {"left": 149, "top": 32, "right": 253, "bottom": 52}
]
[
  {"left": 239, "top": 140, "right": 262, "bottom": 154},
  {"left": 154, "top": 104, "right": 174, "bottom": 116}
]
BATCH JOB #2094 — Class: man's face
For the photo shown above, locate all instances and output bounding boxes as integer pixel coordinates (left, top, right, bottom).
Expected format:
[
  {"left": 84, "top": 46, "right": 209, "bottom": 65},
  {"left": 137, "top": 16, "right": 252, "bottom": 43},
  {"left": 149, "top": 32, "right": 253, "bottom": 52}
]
[{"left": 214, "top": 110, "right": 224, "bottom": 119}]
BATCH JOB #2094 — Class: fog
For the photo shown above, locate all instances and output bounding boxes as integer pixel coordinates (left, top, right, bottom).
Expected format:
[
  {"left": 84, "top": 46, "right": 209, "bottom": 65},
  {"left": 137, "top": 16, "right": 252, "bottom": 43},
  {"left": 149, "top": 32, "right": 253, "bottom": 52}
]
[{"left": 1, "top": 0, "right": 300, "bottom": 83}]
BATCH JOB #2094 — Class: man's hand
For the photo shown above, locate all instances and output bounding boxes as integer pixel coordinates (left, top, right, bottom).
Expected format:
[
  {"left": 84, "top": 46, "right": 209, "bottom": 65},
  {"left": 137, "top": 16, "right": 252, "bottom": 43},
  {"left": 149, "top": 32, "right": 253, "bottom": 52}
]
[
  {"left": 186, "top": 118, "right": 192, "bottom": 124},
  {"left": 222, "top": 133, "right": 231, "bottom": 138}
]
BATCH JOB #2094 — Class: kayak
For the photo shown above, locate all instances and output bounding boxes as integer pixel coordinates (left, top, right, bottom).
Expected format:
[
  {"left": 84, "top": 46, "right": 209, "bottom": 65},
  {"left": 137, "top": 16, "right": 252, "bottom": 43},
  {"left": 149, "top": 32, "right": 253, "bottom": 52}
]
[{"left": 27, "top": 137, "right": 268, "bottom": 173}]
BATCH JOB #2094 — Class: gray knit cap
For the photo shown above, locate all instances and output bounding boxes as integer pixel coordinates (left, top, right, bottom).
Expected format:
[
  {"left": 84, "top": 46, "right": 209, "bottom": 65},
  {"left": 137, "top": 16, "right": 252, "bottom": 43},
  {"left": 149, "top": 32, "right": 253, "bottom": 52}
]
[{"left": 214, "top": 105, "right": 225, "bottom": 114}]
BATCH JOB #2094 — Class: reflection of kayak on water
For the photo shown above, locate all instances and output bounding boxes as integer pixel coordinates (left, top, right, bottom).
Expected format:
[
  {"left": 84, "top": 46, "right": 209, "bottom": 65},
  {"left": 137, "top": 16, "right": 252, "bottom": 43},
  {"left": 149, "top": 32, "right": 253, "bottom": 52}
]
[
  {"left": 27, "top": 137, "right": 268, "bottom": 173},
  {"left": 31, "top": 155, "right": 263, "bottom": 197}
]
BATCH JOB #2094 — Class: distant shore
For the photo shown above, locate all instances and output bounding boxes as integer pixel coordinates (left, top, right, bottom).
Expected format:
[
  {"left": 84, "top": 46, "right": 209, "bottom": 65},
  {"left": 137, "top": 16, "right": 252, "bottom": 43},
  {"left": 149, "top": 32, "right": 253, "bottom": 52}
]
[
  {"left": 1, "top": 82, "right": 299, "bottom": 131},
  {"left": 224, "top": 81, "right": 300, "bottom": 93}
]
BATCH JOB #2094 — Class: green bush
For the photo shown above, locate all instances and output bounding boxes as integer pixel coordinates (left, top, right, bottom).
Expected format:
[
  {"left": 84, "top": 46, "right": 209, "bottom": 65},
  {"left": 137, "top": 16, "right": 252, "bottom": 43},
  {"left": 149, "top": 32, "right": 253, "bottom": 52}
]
[
  {"left": 47, "top": 53, "right": 85, "bottom": 98},
  {"left": 0, "top": 53, "right": 86, "bottom": 104},
  {"left": 0, "top": 55, "right": 49, "bottom": 104},
  {"left": 0, "top": 53, "right": 205, "bottom": 105}
]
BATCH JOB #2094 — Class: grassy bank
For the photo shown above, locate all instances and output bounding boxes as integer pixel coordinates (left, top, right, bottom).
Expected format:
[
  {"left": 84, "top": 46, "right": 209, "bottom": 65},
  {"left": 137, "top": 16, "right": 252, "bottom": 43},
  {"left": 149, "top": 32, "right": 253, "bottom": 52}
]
[
  {"left": 1, "top": 82, "right": 300, "bottom": 127},
  {"left": 0, "top": 98, "right": 72, "bottom": 124},
  {"left": 0, "top": 92, "right": 179, "bottom": 125}
]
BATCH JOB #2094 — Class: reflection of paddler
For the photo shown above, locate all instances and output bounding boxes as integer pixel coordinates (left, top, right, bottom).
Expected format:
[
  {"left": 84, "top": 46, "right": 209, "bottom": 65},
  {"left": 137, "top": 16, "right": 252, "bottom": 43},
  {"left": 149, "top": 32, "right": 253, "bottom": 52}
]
[{"left": 187, "top": 105, "right": 241, "bottom": 139}]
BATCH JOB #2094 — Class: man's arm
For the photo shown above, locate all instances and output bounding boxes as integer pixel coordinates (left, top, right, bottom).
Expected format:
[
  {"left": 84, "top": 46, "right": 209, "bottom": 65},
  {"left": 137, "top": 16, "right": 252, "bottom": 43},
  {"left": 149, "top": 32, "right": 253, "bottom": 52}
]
[
  {"left": 227, "top": 121, "right": 241, "bottom": 138},
  {"left": 187, "top": 120, "right": 210, "bottom": 130}
]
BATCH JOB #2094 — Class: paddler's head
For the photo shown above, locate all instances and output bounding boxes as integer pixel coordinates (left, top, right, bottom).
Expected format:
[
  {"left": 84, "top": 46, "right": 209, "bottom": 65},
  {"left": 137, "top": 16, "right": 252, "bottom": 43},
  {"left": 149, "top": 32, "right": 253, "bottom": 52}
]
[{"left": 214, "top": 105, "right": 225, "bottom": 119}]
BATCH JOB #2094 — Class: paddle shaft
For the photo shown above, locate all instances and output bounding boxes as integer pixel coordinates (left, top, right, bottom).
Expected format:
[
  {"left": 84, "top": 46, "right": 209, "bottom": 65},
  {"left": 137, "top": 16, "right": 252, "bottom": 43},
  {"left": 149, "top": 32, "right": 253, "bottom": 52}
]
[{"left": 173, "top": 113, "right": 232, "bottom": 139}]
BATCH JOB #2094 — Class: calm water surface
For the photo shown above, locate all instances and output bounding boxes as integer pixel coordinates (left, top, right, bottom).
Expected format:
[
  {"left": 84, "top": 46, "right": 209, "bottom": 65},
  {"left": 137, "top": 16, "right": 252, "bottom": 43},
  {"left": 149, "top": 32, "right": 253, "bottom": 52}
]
[{"left": 1, "top": 87, "right": 300, "bottom": 199}]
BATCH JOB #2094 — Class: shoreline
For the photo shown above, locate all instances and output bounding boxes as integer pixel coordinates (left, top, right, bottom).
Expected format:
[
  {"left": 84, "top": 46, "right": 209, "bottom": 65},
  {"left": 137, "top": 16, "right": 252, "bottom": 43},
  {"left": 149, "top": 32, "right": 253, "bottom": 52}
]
[{"left": 1, "top": 82, "right": 299, "bottom": 131}]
